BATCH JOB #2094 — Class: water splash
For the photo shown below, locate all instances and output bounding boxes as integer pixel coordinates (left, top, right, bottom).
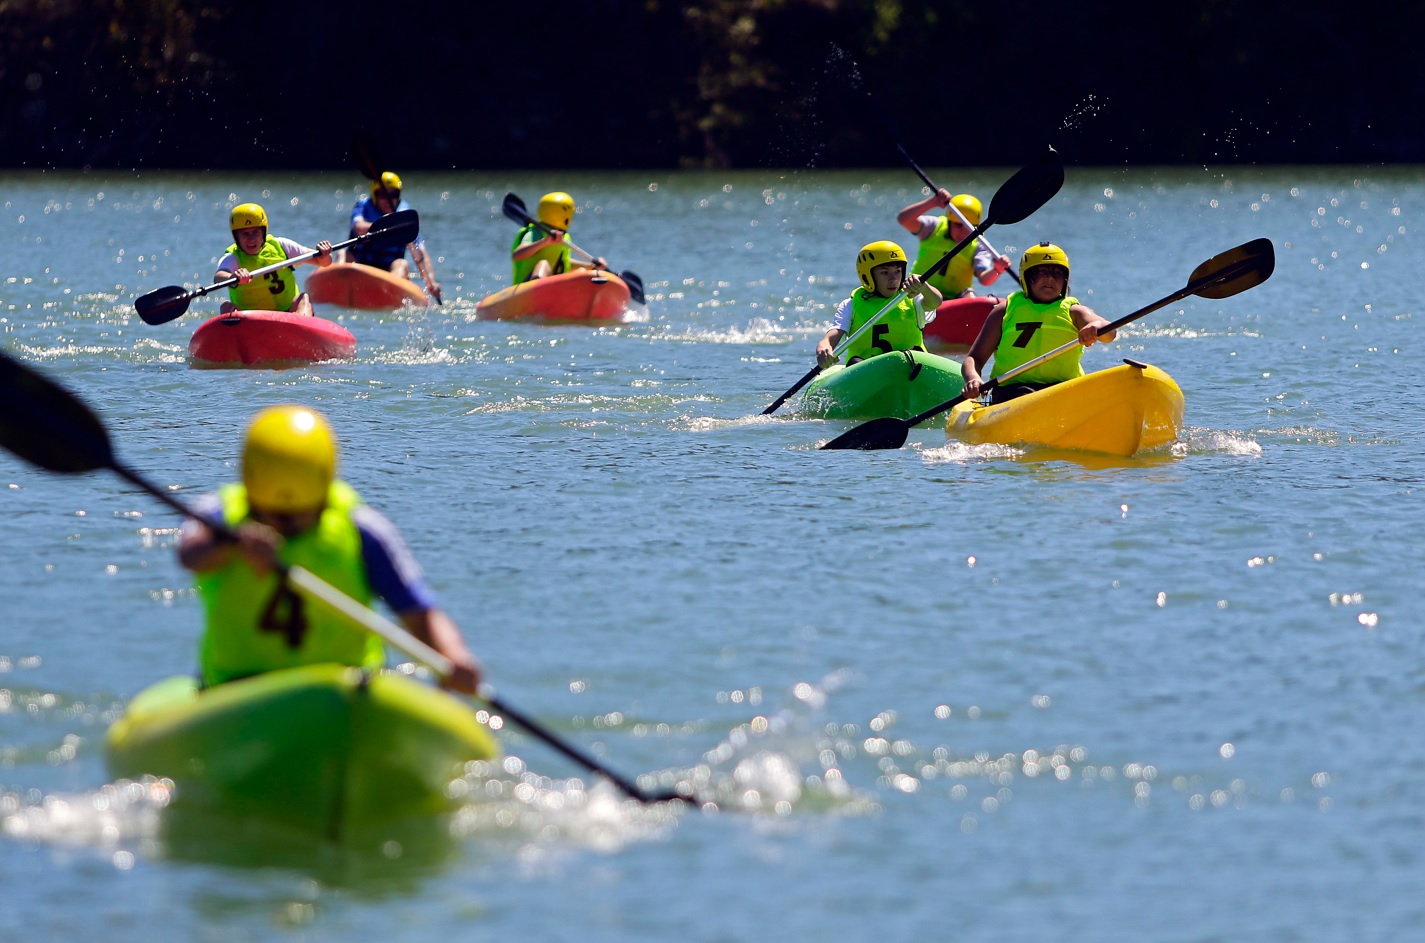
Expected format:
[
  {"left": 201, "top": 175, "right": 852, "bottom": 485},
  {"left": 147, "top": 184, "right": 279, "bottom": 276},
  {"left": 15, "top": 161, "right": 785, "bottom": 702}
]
[{"left": 1060, "top": 94, "right": 1106, "bottom": 132}]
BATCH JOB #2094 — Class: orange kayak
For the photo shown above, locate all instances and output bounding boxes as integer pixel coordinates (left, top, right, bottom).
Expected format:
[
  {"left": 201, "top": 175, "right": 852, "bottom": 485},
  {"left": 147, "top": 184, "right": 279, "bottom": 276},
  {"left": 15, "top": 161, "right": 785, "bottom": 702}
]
[
  {"left": 305, "top": 262, "right": 428, "bottom": 309},
  {"left": 189, "top": 311, "right": 356, "bottom": 368},
  {"left": 921, "top": 296, "right": 996, "bottom": 348},
  {"left": 475, "top": 269, "right": 631, "bottom": 323}
]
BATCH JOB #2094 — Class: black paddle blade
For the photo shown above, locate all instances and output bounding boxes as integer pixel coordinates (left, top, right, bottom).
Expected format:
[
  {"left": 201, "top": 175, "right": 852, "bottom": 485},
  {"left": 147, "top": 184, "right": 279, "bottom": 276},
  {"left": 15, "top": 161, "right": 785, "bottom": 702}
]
[
  {"left": 135, "top": 284, "right": 197, "bottom": 325},
  {"left": 502, "top": 192, "right": 531, "bottom": 225},
  {"left": 0, "top": 351, "right": 115, "bottom": 473},
  {"left": 985, "top": 147, "right": 1064, "bottom": 226},
  {"left": 1190, "top": 238, "right": 1275, "bottom": 299},
  {"left": 620, "top": 270, "right": 646, "bottom": 305},
  {"left": 350, "top": 130, "right": 383, "bottom": 182},
  {"left": 366, "top": 208, "right": 419, "bottom": 246},
  {"left": 820, "top": 417, "right": 912, "bottom": 451}
]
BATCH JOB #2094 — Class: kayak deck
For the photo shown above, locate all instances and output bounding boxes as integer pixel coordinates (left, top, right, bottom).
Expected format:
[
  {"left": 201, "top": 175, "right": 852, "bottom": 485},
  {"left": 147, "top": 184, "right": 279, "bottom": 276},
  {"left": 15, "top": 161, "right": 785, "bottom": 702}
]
[
  {"left": 946, "top": 360, "right": 1184, "bottom": 456},
  {"left": 475, "top": 269, "right": 631, "bottom": 323},
  {"left": 306, "top": 262, "right": 428, "bottom": 309},
  {"left": 188, "top": 310, "right": 356, "bottom": 369},
  {"left": 105, "top": 664, "right": 501, "bottom": 841},
  {"left": 802, "top": 349, "right": 965, "bottom": 422}
]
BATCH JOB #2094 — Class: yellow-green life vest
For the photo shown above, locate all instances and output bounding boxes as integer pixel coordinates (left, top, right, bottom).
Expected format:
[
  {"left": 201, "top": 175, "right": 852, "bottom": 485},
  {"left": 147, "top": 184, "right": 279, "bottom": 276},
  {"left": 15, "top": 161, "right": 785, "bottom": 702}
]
[
  {"left": 196, "top": 480, "right": 385, "bottom": 687},
  {"left": 511, "top": 224, "right": 570, "bottom": 282},
  {"left": 991, "top": 291, "right": 1084, "bottom": 384},
  {"left": 842, "top": 288, "right": 926, "bottom": 362},
  {"left": 911, "top": 216, "right": 976, "bottom": 297},
  {"left": 225, "top": 236, "right": 299, "bottom": 311}
]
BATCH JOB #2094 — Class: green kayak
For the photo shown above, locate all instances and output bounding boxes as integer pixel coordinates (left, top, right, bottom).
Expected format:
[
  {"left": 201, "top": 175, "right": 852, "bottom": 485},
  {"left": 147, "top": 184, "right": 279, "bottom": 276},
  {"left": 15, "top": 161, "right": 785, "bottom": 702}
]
[
  {"left": 801, "top": 349, "right": 965, "bottom": 422},
  {"left": 105, "top": 663, "right": 501, "bottom": 842}
]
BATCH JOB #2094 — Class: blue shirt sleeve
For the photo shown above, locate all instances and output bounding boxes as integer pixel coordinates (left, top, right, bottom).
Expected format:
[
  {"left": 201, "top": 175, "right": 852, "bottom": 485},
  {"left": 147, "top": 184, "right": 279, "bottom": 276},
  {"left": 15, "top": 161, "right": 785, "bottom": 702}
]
[{"left": 352, "top": 505, "right": 438, "bottom": 614}]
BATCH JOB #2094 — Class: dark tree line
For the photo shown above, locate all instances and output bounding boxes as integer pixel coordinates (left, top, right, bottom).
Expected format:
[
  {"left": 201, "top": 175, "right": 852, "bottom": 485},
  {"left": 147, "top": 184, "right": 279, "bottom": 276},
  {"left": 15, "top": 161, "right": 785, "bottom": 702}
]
[{"left": 2, "top": 0, "right": 1422, "bottom": 171}]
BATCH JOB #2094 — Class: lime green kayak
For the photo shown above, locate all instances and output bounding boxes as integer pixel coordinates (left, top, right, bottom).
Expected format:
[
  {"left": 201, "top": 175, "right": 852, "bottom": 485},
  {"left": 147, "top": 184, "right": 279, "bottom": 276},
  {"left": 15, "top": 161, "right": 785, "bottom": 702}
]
[
  {"left": 105, "top": 663, "right": 501, "bottom": 841},
  {"left": 801, "top": 349, "right": 965, "bottom": 421}
]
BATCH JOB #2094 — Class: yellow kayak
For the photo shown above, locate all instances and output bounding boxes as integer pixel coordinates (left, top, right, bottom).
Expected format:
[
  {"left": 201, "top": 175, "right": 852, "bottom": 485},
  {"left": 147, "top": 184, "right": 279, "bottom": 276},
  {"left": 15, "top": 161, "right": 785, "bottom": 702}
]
[{"left": 946, "top": 360, "right": 1184, "bottom": 456}]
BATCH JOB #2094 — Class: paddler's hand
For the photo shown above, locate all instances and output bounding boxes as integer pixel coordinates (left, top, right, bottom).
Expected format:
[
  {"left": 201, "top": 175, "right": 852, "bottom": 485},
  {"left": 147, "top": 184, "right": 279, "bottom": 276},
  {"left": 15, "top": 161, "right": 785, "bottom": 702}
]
[
  {"left": 963, "top": 372, "right": 984, "bottom": 398},
  {"left": 993, "top": 255, "right": 1011, "bottom": 274},
  {"left": 936, "top": 187, "right": 953, "bottom": 208},
  {"left": 233, "top": 267, "right": 252, "bottom": 285},
  {"left": 315, "top": 240, "right": 334, "bottom": 267},
  {"left": 593, "top": 257, "right": 607, "bottom": 270},
  {"left": 233, "top": 519, "right": 284, "bottom": 577},
  {"left": 1079, "top": 322, "right": 1113, "bottom": 346},
  {"left": 443, "top": 653, "right": 482, "bottom": 695},
  {"left": 903, "top": 272, "right": 926, "bottom": 296},
  {"left": 545, "top": 229, "right": 564, "bottom": 245}
]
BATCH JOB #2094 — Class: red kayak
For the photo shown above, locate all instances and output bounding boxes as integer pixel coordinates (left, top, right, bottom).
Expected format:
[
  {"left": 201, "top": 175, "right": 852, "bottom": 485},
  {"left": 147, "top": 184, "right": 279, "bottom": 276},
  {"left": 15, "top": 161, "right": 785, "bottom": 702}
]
[
  {"left": 188, "top": 311, "right": 357, "bottom": 369},
  {"left": 475, "top": 269, "right": 631, "bottom": 323},
  {"left": 305, "top": 262, "right": 428, "bottom": 309},
  {"left": 921, "top": 296, "right": 997, "bottom": 349}
]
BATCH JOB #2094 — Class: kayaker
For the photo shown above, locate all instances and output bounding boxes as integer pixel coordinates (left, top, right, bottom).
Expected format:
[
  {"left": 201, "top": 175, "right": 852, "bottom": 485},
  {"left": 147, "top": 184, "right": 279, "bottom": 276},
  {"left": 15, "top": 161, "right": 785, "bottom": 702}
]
[
  {"left": 215, "top": 203, "right": 332, "bottom": 317},
  {"left": 896, "top": 188, "right": 1011, "bottom": 298},
  {"left": 344, "top": 170, "right": 442, "bottom": 299},
  {"left": 511, "top": 191, "right": 607, "bottom": 281},
  {"left": 961, "top": 242, "right": 1116, "bottom": 403},
  {"left": 815, "top": 240, "right": 943, "bottom": 368},
  {"left": 176, "top": 405, "right": 483, "bottom": 695}
]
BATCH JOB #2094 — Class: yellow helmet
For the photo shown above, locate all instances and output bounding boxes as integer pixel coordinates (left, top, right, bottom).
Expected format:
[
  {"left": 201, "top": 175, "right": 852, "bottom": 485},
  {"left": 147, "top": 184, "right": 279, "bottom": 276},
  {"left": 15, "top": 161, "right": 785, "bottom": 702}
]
[
  {"left": 1020, "top": 242, "right": 1071, "bottom": 298},
  {"left": 855, "top": 240, "right": 908, "bottom": 291},
  {"left": 536, "top": 191, "right": 575, "bottom": 231},
  {"left": 230, "top": 203, "right": 268, "bottom": 232},
  {"left": 949, "top": 193, "right": 982, "bottom": 227},
  {"left": 371, "top": 171, "right": 403, "bottom": 198},
  {"left": 242, "top": 405, "right": 337, "bottom": 513}
]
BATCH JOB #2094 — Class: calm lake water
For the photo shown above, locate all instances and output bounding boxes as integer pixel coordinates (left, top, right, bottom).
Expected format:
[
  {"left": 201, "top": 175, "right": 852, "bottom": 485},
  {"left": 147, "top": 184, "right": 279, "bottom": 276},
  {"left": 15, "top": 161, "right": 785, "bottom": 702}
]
[{"left": 2, "top": 163, "right": 1422, "bottom": 941}]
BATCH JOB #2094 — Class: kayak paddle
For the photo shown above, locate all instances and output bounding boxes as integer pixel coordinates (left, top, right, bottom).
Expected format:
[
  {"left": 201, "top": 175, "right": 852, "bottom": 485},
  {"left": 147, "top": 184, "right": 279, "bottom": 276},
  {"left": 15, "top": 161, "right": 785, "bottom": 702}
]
[
  {"left": 820, "top": 237, "right": 1277, "bottom": 450},
  {"left": 134, "top": 209, "right": 420, "bottom": 325},
  {"left": 0, "top": 349, "right": 687, "bottom": 806},
  {"left": 501, "top": 192, "right": 646, "bottom": 305},
  {"left": 761, "top": 146, "right": 1064, "bottom": 415}
]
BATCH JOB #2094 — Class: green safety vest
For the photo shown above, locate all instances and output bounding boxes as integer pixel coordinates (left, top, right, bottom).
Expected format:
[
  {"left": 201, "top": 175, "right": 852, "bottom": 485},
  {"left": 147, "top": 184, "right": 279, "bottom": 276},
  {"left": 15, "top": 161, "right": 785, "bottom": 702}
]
[
  {"left": 991, "top": 291, "right": 1084, "bottom": 385},
  {"left": 842, "top": 288, "right": 925, "bottom": 363},
  {"left": 225, "top": 236, "right": 299, "bottom": 311},
  {"left": 910, "top": 216, "right": 976, "bottom": 297},
  {"left": 196, "top": 480, "right": 385, "bottom": 687},
  {"left": 511, "top": 224, "right": 570, "bottom": 282}
]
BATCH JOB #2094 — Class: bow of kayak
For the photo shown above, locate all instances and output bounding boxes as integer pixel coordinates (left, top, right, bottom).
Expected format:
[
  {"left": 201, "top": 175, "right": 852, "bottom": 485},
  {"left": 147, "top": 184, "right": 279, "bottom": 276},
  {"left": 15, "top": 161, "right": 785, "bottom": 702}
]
[
  {"left": 802, "top": 349, "right": 965, "bottom": 422},
  {"left": 188, "top": 310, "right": 357, "bottom": 369},
  {"left": 475, "top": 269, "right": 632, "bottom": 323},
  {"left": 946, "top": 360, "right": 1184, "bottom": 456},
  {"left": 105, "top": 664, "right": 501, "bottom": 841},
  {"left": 306, "top": 262, "right": 428, "bottom": 309}
]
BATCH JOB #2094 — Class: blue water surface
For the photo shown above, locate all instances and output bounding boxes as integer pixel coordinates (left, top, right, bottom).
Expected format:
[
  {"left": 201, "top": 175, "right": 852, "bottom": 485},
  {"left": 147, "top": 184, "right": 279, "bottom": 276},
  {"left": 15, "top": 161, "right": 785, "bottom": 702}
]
[{"left": 1, "top": 163, "right": 1422, "bottom": 941}]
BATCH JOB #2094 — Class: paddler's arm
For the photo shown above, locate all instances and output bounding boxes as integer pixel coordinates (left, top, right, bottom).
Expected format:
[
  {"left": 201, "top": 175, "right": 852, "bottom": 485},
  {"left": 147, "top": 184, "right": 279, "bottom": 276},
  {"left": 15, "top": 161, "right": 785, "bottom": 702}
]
[
  {"left": 511, "top": 228, "right": 563, "bottom": 261},
  {"left": 354, "top": 506, "right": 481, "bottom": 694},
  {"left": 411, "top": 242, "right": 442, "bottom": 299},
  {"left": 1071, "top": 303, "right": 1115, "bottom": 346},
  {"left": 897, "top": 188, "right": 951, "bottom": 235},
  {"left": 177, "top": 510, "right": 283, "bottom": 577},
  {"left": 815, "top": 326, "right": 846, "bottom": 368},
  {"left": 400, "top": 607, "right": 482, "bottom": 694},
  {"left": 961, "top": 300, "right": 1007, "bottom": 398},
  {"left": 284, "top": 238, "right": 333, "bottom": 269}
]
